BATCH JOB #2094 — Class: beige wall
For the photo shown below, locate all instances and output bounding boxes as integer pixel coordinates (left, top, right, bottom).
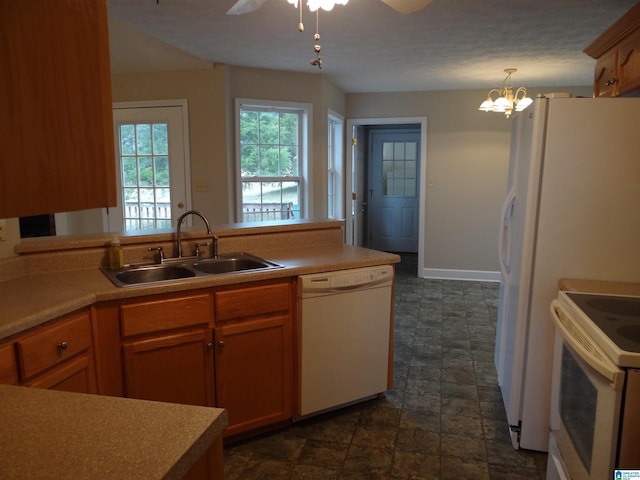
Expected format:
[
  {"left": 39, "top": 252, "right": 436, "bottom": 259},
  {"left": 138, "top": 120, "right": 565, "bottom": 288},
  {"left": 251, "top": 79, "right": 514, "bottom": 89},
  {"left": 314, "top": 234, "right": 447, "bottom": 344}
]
[
  {"left": 0, "top": 64, "right": 592, "bottom": 279},
  {"left": 346, "top": 86, "right": 593, "bottom": 274},
  {"left": 111, "top": 66, "right": 230, "bottom": 225},
  {"left": 110, "top": 65, "right": 346, "bottom": 222}
]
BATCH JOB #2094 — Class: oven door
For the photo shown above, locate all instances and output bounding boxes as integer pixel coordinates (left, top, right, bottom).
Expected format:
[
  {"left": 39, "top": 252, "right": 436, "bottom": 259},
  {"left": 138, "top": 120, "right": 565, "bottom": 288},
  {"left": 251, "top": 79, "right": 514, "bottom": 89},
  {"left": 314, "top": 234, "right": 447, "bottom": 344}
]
[{"left": 549, "top": 300, "right": 625, "bottom": 480}]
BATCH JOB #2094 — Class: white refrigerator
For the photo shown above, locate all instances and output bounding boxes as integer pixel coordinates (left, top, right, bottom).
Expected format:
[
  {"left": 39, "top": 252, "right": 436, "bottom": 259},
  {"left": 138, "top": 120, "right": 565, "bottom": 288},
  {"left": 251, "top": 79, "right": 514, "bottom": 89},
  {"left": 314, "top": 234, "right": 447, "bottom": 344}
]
[{"left": 494, "top": 96, "right": 640, "bottom": 452}]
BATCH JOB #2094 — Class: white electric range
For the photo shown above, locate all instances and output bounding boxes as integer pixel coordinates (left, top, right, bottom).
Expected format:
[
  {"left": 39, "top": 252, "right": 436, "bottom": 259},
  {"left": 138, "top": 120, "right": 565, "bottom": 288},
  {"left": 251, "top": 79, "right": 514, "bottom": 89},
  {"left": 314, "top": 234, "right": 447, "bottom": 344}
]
[{"left": 547, "top": 291, "right": 640, "bottom": 480}]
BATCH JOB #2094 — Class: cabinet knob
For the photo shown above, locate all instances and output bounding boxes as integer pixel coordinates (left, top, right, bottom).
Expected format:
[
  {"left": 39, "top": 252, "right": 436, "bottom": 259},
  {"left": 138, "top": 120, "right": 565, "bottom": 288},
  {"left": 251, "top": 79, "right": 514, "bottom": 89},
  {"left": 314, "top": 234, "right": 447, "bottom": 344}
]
[
  {"left": 207, "top": 342, "right": 214, "bottom": 350},
  {"left": 218, "top": 341, "right": 225, "bottom": 347},
  {"left": 57, "top": 341, "right": 68, "bottom": 351}
]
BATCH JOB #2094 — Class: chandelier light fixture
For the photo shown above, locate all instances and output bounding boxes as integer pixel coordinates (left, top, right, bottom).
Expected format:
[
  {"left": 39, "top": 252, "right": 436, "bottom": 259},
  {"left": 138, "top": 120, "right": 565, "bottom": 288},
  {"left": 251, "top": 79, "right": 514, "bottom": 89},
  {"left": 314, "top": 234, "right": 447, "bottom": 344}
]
[
  {"left": 285, "top": 0, "right": 349, "bottom": 69},
  {"left": 478, "top": 68, "right": 533, "bottom": 118},
  {"left": 286, "top": 0, "right": 349, "bottom": 11}
]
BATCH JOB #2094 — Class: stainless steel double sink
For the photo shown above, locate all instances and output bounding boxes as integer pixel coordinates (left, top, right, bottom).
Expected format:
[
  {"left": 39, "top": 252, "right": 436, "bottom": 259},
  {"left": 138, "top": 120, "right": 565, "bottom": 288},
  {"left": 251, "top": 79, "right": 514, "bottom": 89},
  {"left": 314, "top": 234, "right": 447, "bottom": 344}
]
[{"left": 101, "top": 252, "right": 282, "bottom": 287}]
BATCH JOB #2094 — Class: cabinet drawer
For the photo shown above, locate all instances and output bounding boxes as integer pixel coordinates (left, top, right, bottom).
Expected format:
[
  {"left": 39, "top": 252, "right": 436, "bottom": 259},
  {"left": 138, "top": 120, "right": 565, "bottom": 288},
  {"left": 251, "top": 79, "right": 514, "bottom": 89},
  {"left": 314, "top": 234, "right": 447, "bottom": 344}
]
[
  {"left": 121, "top": 293, "right": 213, "bottom": 337},
  {"left": 0, "top": 342, "right": 18, "bottom": 385},
  {"left": 215, "top": 281, "right": 290, "bottom": 322},
  {"left": 16, "top": 310, "right": 92, "bottom": 381}
]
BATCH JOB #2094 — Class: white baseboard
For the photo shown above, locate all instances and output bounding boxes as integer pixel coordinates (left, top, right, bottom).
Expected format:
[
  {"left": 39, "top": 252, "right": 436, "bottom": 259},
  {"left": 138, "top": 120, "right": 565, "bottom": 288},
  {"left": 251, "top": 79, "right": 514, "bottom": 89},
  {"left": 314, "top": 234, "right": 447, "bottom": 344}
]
[{"left": 420, "top": 268, "right": 501, "bottom": 282}]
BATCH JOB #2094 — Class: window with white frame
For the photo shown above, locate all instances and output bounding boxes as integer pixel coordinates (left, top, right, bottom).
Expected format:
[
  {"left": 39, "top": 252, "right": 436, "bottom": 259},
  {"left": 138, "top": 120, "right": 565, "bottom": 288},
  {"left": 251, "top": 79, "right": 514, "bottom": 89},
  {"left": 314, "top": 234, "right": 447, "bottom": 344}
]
[
  {"left": 327, "top": 111, "right": 344, "bottom": 220},
  {"left": 236, "top": 99, "right": 311, "bottom": 222}
]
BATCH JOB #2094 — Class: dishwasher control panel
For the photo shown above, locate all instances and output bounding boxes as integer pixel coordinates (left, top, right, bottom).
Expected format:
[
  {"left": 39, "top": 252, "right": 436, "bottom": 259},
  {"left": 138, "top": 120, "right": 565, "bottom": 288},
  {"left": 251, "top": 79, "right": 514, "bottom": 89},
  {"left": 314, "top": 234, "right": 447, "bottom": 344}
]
[
  {"left": 299, "top": 265, "right": 393, "bottom": 294},
  {"left": 329, "top": 268, "right": 391, "bottom": 288}
]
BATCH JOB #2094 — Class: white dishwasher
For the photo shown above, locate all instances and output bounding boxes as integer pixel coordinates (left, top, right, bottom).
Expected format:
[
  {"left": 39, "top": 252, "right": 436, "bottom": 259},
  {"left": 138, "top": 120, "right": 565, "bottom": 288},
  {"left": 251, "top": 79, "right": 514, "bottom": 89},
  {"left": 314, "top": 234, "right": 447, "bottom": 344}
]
[{"left": 297, "top": 265, "right": 394, "bottom": 417}]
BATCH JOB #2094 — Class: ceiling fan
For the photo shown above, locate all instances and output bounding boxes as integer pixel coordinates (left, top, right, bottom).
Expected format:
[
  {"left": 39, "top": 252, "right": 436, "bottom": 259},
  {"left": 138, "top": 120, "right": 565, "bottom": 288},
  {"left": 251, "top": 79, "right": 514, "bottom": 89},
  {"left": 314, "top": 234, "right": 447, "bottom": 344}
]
[{"left": 227, "top": 0, "right": 433, "bottom": 16}]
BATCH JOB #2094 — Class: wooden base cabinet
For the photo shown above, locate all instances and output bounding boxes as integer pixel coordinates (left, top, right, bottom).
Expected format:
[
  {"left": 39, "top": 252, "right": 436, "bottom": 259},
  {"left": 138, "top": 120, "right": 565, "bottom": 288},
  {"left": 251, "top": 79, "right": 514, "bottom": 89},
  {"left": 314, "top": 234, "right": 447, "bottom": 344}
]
[
  {"left": 118, "top": 291, "right": 219, "bottom": 480},
  {"left": 122, "top": 329, "right": 215, "bottom": 406},
  {"left": 119, "top": 292, "right": 215, "bottom": 407},
  {"left": 0, "top": 309, "right": 96, "bottom": 392},
  {"left": 213, "top": 280, "right": 294, "bottom": 438},
  {"left": 25, "top": 353, "right": 96, "bottom": 393},
  {"left": 15, "top": 309, "right": 97, "bottom": 394},
  {"left": 0, "top": 342, "right": 18, "bottom": 385}
]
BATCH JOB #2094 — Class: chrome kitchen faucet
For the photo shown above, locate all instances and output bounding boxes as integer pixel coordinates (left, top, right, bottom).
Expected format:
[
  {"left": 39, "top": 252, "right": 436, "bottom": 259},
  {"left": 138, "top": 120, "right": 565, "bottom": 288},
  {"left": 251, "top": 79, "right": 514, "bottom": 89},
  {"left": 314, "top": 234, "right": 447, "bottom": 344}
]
[{"left": 176, "top": 210, "right": 212, "bottom": 258}]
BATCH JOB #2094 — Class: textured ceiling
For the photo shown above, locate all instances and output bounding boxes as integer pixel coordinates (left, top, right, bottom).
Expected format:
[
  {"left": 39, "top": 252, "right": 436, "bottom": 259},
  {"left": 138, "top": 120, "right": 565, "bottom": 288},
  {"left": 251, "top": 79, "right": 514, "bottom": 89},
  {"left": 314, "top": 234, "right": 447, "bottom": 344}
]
[{"left": 107, "top": 0, "right": 639, "bottom": 93}]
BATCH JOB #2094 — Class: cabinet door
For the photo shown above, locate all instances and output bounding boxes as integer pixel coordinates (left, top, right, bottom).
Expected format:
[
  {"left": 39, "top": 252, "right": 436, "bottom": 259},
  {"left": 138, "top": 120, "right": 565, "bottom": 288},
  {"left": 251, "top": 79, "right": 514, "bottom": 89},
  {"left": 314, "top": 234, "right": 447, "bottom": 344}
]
[
  {"left": 122, "top": 330, "right": 214, "bottom": 406},
  {"left": 618, "top": 29, "right": 640, "bottom": 96},
  {"left": 594, "top": 49, "right": 618, "bottom": 97},
  {"left": 214, "top": 315, "right": 292, "bottom": 437},
  {"left": 25, "top": 354, "right": 97, "bottom": 394},
  {"left": 0, "top": 342, "right": 18, "bottom": 385},
  {"left": 0, "top": 0, "right": 116, "bottom": 218}
]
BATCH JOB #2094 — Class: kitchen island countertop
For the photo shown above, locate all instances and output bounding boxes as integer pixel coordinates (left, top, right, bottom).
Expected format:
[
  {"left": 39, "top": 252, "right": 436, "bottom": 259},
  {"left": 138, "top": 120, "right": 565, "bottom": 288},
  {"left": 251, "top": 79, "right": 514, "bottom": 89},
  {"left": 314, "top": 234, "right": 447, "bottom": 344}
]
[{"left": 0, "top": 384, "right": 227, "bottom": 480}]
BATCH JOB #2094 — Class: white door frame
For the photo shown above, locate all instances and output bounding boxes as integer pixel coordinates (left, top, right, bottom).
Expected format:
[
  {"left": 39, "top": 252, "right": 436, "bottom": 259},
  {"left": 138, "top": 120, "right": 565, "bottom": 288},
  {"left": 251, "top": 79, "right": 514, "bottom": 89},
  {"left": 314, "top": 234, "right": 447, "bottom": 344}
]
[
  {"left": 106, "top": 99, "right": 192, "bottom": 232},
  {"left": 345, "top": 116, "right": 427, "bottom": 274}
]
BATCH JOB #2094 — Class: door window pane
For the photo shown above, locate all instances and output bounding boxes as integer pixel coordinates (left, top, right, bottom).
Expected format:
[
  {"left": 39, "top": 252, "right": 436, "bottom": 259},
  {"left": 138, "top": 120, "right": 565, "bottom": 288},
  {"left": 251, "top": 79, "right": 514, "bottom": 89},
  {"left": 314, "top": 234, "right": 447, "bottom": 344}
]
[
  {"left": 381, "top": 141, "right": 418, "bottom": 197},
  {"left": 119, "top": 122, "right": 171, "bottom": 231}
]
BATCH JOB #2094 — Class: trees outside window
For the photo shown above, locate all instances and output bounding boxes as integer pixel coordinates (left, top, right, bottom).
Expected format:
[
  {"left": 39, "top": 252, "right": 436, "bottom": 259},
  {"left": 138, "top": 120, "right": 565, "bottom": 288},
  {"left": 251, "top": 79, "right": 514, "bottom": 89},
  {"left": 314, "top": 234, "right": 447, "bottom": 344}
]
[
  {"left": 236, "top": 100, "right": 311, "bottom": 222},
  {"left": 119, "top": 122, "right": 171, "bottom": 230}
]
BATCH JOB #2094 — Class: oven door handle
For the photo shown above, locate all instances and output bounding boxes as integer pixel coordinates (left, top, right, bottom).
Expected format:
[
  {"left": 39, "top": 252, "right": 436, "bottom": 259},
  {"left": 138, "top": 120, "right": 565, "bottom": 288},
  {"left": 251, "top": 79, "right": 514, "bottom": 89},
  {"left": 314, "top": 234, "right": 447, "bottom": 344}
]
[{"left": 550, "top": 300, "right": 625, "bottom": 390}]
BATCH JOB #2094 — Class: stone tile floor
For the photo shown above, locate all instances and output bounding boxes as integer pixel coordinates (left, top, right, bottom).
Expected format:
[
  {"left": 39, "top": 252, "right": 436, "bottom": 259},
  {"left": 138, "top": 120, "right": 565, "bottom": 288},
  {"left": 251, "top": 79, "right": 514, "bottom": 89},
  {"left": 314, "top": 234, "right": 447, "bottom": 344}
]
[{"left": 223, "top": 256, "right": 547, "bottom": 479}]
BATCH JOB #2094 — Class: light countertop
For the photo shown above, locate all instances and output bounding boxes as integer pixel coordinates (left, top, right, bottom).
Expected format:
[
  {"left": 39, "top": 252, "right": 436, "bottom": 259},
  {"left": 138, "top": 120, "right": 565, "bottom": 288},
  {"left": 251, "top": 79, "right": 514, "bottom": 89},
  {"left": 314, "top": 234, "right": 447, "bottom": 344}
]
[
  {"left": 0, "top": 244, "right": 400, "bottom": 340},
  {"left": 559, "top": 278, "right": 640, "bottom": 296},
  {"left": 0, "top": 384, "right": 227, "bottom": 480}
]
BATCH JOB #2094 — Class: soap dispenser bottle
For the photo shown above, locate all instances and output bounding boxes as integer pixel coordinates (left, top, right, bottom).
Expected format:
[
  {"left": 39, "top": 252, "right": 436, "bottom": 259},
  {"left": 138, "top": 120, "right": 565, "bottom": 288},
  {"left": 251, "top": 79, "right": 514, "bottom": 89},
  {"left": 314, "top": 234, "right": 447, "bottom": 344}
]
[{"left": 109, "top": 236, "right": 124, "bottom": 270}]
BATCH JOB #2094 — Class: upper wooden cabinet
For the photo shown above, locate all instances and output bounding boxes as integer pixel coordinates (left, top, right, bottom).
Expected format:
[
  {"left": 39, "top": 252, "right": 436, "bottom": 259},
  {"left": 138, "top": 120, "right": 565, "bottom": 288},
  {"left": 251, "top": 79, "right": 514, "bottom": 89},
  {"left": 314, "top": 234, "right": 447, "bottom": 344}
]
[
  {"left": 0, "top": 0, "right": 116, "bottom": 218},
  {"left": 585, "top": 2, "right": 640, "bottom": 97}
]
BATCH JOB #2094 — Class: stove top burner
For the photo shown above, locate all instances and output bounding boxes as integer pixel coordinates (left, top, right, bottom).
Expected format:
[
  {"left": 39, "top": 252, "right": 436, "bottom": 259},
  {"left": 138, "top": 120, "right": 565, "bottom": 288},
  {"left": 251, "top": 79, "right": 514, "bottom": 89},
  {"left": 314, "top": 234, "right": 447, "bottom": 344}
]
[{"left": 567, "top": 293, "right": 640, "bottom": 353}]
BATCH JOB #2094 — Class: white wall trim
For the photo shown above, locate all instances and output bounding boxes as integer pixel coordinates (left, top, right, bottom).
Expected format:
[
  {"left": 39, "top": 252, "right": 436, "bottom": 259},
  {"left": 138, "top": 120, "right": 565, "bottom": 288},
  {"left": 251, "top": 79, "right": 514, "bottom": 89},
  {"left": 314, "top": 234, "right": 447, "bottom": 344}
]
[
  {"left": 327, "top": 108, "right": 345, "bottom": 221},
  {"left": 421, "top": 268, "right": 501, "bottom": 282}
]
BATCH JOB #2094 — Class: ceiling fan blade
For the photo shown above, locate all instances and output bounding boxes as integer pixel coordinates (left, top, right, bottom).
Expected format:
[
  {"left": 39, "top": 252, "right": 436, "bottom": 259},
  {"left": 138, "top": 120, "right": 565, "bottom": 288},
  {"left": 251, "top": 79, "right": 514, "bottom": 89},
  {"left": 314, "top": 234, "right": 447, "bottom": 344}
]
[
  {"left": 380, "top": 0, "right": 433, "bottom": 14},
  {"left": 226, "top": 0, "right": 269, "bottom": 15}
]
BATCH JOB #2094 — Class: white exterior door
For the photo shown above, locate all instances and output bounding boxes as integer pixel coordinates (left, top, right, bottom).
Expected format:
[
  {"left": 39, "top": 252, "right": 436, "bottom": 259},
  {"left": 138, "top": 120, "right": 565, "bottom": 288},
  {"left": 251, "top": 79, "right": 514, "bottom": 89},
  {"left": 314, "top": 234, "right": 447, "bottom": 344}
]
[{"left": 104, "top": 101, "right": 191, "bottom": 232}]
